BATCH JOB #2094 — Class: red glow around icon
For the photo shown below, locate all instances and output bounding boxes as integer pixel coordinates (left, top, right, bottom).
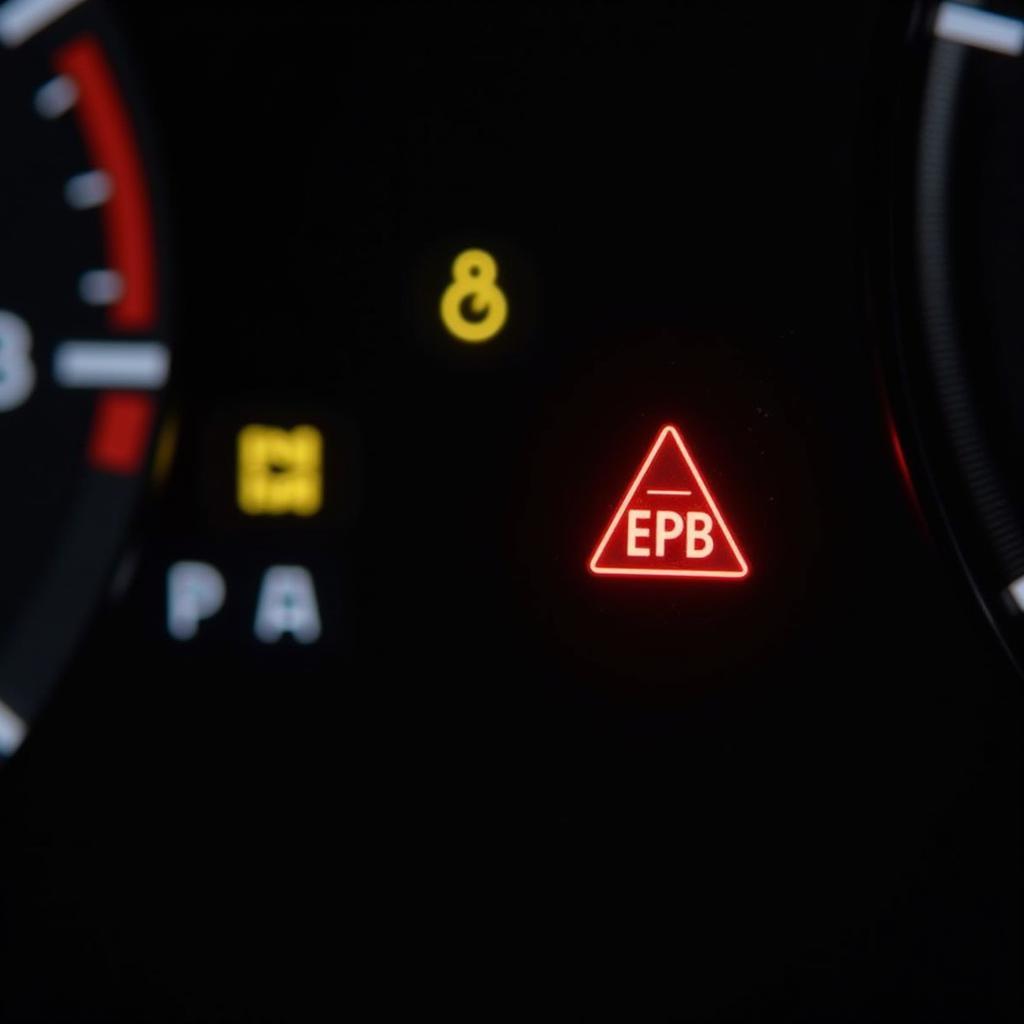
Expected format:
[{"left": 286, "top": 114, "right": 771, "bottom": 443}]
[{"left": 589, "top": 425, "right": 749, "bottom": 579}]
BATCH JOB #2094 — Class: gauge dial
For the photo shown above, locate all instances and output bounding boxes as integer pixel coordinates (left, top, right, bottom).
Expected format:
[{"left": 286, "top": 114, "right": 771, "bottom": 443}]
[
  {"left": 882, "top": 0, "right": 1024, "bottom": 662},
  {"left": 0, "top": 0, "right": 169, "bottom": 759}
]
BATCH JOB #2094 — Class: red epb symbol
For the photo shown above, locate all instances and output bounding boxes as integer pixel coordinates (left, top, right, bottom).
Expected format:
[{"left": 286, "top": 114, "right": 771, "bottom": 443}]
[{"left": 589, "top": 425, "right": 749, "bottom": 580}]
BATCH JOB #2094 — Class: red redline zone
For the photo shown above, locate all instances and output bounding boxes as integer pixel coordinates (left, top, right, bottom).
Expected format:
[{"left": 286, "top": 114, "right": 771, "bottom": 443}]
[
  {"left": 55, "top": 34, "right": 160, "bottom": 476},
  {"left": 87, "top": 392, "right": 155, "bottom": 475},
  {"left": 589, "top": 425, "right": 750, "bottom": 579},
  {"left": 54, "top": 34, "right": 156, "bottom": 333}
]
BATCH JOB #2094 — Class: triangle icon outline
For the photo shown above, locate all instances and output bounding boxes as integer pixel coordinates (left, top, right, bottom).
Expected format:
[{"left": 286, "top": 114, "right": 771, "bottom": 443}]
[{"left": 588, "top": 425, "right": 750, "bottom": 579}]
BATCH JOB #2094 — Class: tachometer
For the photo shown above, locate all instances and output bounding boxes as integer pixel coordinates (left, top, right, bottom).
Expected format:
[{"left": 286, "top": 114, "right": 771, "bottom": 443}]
[{"left": 0, "top": 0, "right": 169, "bottom": 759}]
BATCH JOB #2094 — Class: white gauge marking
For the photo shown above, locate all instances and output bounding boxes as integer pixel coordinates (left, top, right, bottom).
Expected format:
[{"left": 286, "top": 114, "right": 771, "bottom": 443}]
[
  {"left": 0, "top": 309, "right": 36, "bottom": 411},
  {"left": 65, "top": 170, "right": 113, "bottom": 210},
  {"left": 0, "top": 700, "right": 27, "bottom": 758},
  {"left": 934, "top": 2, "right": 1024, "bottom": 55},
  {"left": 34, "top": 74, "right": 78, "bottom": 119},
  {"left": 53, "top": 340, "right": 169, "bottom": 389},
  {"left": 0, "top": 0, "right": 85, "bottom": 48},
  {"left": 79, "top": 269, "right": 124, "bottom": 307}
]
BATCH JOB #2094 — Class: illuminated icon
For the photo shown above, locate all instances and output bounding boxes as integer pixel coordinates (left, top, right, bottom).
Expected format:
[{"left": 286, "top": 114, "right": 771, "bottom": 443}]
[
  {"left": 167, "top": 561, "right": 226, "bottom": 640},
  {"left": 165, "top": 562, "right": 322, "bottom": 644},
  {"left": 589, "top": 425, "right": 749, "bottom": 579},
  {"left": 439, "top": 247, "right": 508, "bottom": 343},
  {"left": 254, "top": 566, "right": 322, "bottom": 644},
  {"left": 237, "top": 424, "right": 322, "bottom": 516}
]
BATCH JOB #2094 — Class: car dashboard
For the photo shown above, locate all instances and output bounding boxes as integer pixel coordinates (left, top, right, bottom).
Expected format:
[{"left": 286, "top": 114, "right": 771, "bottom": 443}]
[{"left": 0, "top": 1, "right": 1020, "bottom": 1020}]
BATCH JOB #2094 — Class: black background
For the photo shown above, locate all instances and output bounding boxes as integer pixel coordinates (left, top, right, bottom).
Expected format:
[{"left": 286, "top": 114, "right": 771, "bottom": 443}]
[{"left": 1, "top": 2, "right": 1020, "bottom": 1020}]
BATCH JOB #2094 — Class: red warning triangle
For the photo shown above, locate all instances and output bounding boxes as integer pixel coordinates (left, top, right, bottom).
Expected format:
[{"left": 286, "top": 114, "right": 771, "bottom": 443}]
[{"left": 589, "top": 425, "right": 749, "bottom": 579}]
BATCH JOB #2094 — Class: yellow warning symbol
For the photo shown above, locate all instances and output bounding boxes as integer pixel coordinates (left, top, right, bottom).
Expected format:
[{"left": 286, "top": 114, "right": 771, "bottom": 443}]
[
  {"left": 237, "top": 424, "right": 323, "bottom": 516},
  {"left": 439, "top": 248, "right": 508, "bottom": 344}
]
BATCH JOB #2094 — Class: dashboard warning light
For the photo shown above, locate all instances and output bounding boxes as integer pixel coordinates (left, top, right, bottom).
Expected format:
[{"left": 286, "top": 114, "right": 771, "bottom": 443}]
[
  {"left": 237, "top": 424, "right": 322, "bottom": 516},
  {"left": 589, "top": 425, "right": 749, "bottom": 579},
  {"left": 440, "top": 248, "right": 508, "bottom": 343}
]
